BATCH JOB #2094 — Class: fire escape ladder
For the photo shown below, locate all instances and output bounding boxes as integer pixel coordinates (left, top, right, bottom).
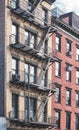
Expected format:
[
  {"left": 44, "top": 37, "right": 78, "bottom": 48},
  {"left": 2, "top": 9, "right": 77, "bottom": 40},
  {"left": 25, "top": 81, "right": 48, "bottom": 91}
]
[
  {"left": 30, "top": 0, "right": 43, "bottom": 13},
  {"left": 37, "top": 26, "right": 57, "bottom": 52},
  {"left": 37, "top": 56, "right": 51, "bottom": 85},
  {"left": 37, "top": 26, "right": 51, "bottom": 51},
  {"left": 35, "top": 89, "right": 54, "bottom": 122}
]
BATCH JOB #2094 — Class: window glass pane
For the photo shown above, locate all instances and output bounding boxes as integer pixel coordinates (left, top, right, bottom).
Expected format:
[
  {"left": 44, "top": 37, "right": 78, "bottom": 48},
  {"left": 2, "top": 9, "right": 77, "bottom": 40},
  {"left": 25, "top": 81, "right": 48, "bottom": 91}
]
[
  {"left": 12, "top": 59, "right": 16, "bottom": 74},
  {"left": 12, "top": 24, "right": 17, "bottom": 44},
  {"left": 25, "top": 64, "right": 29, "bottom": 82},
  {"left": 25, "top": 31, "right": 29, "bottom": 45},
  {"left": 55, "top": 62, "right": 60, "bottom": 76},
  {"left": 30, "top": 34, "right": 34, "bottom": 48}
]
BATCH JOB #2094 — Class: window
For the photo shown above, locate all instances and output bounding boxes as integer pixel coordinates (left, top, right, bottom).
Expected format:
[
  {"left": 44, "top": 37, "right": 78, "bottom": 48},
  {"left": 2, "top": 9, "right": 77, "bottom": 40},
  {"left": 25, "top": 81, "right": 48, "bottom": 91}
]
[
  {"left": 24, "top": 63, "right": 36, "bottom": 83},
  {"left": 42, "top": 8, "right": 48, "bottom": 25},
  {"left": 40, "top": 40, "right": 47, "bottom": 54},
  {"left": 55, "top": 84, "right": 61, "bottom": 103},
  {"left": 76, "top": 47, "right": 79, "bottom": 61},
  {"left": 66, "top": 64, "right": 72, "bottom": 81},
  {"left": 76, "top": 69, "right": 79, "bottom": 84},
  {"left": 12, "top": 93, "right": 18, "bottom": 119},
  {"left": 66, "top": 40, "right": 72, "bottom": 57},
  {"left": 76, "top": 114, "right": 79, "bottom": 130},
  {"left": 56, "top": 34, "right": 61, "bottom": 51},
  {"left": 41, "top": 101, "right": 47, "bottom": 122},
  {"left": 41, "top": 70, "right": 47, "bottom": 87},
  {"left": 55, "top": 110, "right": 60, "bottom": 129},
  {"left": 11, "top": 0, "right": 19, "bottom": 9},
  {"left": 12, "top": 58, "right": 19, "bottom": 74},
  {"left": 25, "top": 97, "right": 36, "bottom": 121},
  {"left": 12, "top": 23, "right": 19, "bottom": 44},
  {"left": 55, "top": 61, "right": 61, "bottom": 77},
  {"left": 76, "top": 92, "right": 79, "bottom": 107},
  {"left": 25, "top": 30, "right": 36, "bottom": 48},
  {"left": 66, "top": 89, "right": 71, "bottom": 105},
  {"left": 66, "top": 112, "right": 71, "bottom": 130}
]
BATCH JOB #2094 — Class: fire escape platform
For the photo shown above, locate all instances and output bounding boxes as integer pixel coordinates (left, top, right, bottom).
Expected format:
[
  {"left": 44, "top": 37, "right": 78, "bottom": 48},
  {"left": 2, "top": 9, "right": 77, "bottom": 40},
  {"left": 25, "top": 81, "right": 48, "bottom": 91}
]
[
  {"left": 10, "top": 7, "right": 47, "bottom": 29},
  {"left": 10, "top": 79, "right": 55, "bottom": 94},
  {"left": 8, "top": 118, "right": 56, "bottom": 128}
]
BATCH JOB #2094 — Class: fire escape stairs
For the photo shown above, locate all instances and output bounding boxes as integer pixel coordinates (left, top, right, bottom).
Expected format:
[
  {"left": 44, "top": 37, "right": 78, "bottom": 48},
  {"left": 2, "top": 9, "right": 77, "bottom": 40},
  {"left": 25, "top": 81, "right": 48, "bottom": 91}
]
[{"left": 30, "top": 0, "right": 43, "bottom": 13}]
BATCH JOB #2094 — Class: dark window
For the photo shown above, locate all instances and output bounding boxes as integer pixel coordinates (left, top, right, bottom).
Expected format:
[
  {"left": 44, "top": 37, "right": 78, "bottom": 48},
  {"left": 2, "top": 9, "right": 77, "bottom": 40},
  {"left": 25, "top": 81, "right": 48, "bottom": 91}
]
[
  {"left": 11, "top": 23, "right": 19, "bottom": 44},
  {"left": 56, "top": 34, "right": 61, "bottom": 52},
  {"left": 25, "top": 97, "right": 36, "bottom": 121},
  {"left": 24, "top": 63, "right": 36, "bottom": 83},
  {"left": 25, "top": 30, "right": 36, "bottom": 49},
  {"left": 55, "top": 110, "right": 60, "bottom": 129},
  {"left": 42, "top": 8, "right": 48, "bottom": 25},
  {"left": 55, "top": 61, "right": 61, "bottom": 77},
  {"left": 66, "top": 64, "right": 72, "bottom": 81},
  {"left": 76, "top": 114, "right": 79, "bottom": 130},
  {"left": 76, "top": 69, "right": 79, "bottom": 84},
  {"left": 66, "top": 112, "right": 71, "bottom": 130},
  {"left": 76, "top": 92, "right": 79, "bottom": 107},
  {"left": 76, "top": 47, "right": 79, "bottom": 61},
  {"left": 66, "top": 89, "right": 71, "bottom": 105},
  {"left": 66, "top": 40, "right": 72, "bottom": 57},
  {"left": 12, "top": 93, "right": 18, "bottom": 119},
  {"left": 55, "top": 85, "right": 61, "bottom": 103},
  {"left": 12, "top": 58, "right": 19, "bottom": 74}
]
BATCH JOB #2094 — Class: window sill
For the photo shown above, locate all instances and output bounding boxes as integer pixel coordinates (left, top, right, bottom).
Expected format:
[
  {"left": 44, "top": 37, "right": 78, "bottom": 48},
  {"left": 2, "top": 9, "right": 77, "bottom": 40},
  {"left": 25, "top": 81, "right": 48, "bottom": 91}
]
[{"left": 55, "top": 75, "right": 61, "bottom": 79}]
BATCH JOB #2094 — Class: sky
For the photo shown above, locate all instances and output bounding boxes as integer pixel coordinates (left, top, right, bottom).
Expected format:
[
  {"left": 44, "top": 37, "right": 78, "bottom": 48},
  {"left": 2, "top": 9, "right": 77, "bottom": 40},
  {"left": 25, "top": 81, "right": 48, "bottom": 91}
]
[{"left": 52, "top": 0, "right": 79, "bottom": 15}]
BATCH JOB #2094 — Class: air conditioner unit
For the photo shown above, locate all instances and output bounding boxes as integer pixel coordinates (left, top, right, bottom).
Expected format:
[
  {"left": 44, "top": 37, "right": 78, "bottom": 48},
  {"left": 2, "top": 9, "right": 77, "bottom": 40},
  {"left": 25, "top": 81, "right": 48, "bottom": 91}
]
[{"left": 12, "top": 74, "right": 20, "bottom": 81}]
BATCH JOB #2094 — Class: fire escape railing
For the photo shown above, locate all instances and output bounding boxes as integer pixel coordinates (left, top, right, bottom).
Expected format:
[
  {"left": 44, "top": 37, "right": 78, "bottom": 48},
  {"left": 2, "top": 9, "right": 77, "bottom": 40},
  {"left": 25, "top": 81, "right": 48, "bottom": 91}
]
[
  {"left": 9, "top": 70, "right": 55, "bottom": 90},
  {"left": 9, "top": 33, "right": 58, "bottom": 58},
  {"left": 7, "top": 0, "right": 51, "bottom": 28},
  {"left": 9, "top": 110, "right": 56, "bottom": 125}
]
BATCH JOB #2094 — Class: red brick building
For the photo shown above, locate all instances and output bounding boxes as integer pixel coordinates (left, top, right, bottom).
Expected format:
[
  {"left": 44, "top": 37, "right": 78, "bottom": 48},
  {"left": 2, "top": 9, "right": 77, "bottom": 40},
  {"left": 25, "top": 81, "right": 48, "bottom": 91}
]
[{"left": 52, "top": 12, "right": 79, "bottom": 130}]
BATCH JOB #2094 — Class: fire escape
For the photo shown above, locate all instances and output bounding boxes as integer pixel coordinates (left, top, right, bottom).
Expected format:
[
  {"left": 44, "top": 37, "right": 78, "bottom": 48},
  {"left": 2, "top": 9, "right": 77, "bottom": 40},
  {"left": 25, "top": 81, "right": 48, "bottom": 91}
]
[{"left": 8, "top": 0, "right": 57, "bottom": 129}]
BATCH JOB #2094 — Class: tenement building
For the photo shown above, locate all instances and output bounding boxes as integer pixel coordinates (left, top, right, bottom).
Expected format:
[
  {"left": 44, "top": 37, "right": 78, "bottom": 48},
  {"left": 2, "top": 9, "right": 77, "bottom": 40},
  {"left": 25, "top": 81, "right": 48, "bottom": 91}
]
[
  {"left": 0, "top": 0, "right": 57, "bottom": 130},
  {"left": 52, "top": 11, "right": 79, "bottom": 130}
]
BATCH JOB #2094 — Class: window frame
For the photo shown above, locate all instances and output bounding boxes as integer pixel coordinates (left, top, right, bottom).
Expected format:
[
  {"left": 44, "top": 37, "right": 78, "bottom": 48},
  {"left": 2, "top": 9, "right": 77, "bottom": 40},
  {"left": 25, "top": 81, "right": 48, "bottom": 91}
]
[
  {"left": 55, "top": 110, "right": 61, "bottom": 129},
  {"left": 42, "top": 8, "right": 48, "bottom": 25},
  {"left": 66, "top": 89, "right": 71, "bottom": 106},
  {"left": 66, "top": 112, "right": 71, "bottom": 130},
  {"left": 55, "top": 61, "right": 61, "bottom": 77},
  {"left": 24, "top": 30, "right": 37, "bottom": 49},
  {"left": 76, "top": 114, "right": 79, "bottom": 130},
  {"left": 56, "top": 34, "right": 61, "bottom": 52},
  {"left": 24, "top": 63, "right": 37, "bottom": 83},
  {"left": 55, "top": 84, "right": 61, "bottom": 103},
  {"left": 12, "top": 93, "right": 19, "bottom": 119},
  {"left": 76, "top": 92, "right": 79, "bottom": 107},
  {"left": 25, "top": 96, "right": 37, "bottom": 120},
  {"left": 12, "top": 57, "right": 19, "bottom": 74},
  {"left": 66, "top": 39, "right": 72, "bottom": 57},
  {"left": 76, "top": 69, "right": 79, "bottom": 84},
  {"left": 66, "top": 64, "right": 72, "bottom": 82}
]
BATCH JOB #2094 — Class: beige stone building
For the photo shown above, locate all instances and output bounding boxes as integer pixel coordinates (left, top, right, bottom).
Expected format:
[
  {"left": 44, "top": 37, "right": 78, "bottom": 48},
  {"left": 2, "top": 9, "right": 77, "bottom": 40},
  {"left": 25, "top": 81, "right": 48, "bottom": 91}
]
[{"left": 0, "top": 0, "right": 57, "bottom": 130}]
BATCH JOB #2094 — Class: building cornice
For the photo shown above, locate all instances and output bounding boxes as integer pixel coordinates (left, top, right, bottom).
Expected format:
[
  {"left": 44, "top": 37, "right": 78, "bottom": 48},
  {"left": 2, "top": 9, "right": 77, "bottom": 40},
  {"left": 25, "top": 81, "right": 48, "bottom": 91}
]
[{"left": 52, "top": 16, "right": 79, "bottom": 39}]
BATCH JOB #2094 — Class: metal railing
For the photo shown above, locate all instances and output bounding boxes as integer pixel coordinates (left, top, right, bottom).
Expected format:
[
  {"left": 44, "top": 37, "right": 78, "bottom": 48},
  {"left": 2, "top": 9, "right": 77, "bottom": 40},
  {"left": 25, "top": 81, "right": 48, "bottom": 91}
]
[
  {"left": 9, "top": 70, "right": 55, "bottom": 89},
  {"left": 9, "top": 110, "right": 56, "bottom": 125},
  {"left": 7, "top": 0, "right": 51, "bottom": 26},
  {"left": 9, "top": 33, "right": 58, "bottom": 58}
]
